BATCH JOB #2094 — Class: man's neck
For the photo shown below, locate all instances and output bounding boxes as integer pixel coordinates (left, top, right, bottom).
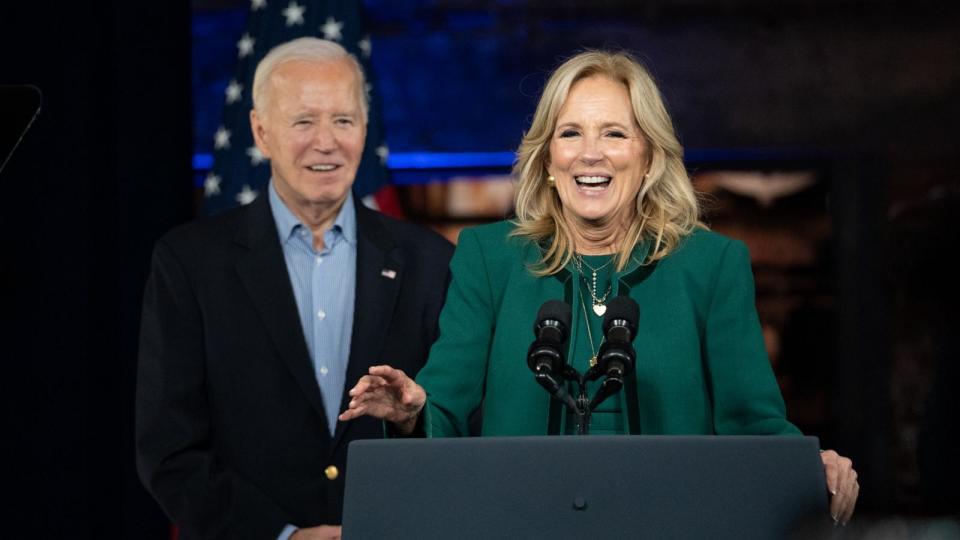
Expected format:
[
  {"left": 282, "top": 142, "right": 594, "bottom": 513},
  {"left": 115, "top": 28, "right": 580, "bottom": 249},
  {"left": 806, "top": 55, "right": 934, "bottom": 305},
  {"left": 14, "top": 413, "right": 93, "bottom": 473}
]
[{"left": 277, "top": 191, "right": 349, "bottom": 251}]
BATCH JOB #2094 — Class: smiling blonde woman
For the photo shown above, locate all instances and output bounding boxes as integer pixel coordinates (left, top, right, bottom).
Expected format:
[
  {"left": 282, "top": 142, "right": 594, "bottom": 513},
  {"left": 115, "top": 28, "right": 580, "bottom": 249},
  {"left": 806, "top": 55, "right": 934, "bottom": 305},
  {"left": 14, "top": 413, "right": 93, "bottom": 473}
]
[{"left": 341, "top": 49, "right": 859, "bottom": 525}]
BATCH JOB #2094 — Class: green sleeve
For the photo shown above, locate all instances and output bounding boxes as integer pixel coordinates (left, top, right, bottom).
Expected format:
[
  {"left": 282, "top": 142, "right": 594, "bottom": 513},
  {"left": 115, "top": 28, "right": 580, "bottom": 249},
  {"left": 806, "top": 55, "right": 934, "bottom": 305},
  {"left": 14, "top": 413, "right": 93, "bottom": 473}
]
[
  {"left": 704, "top": 239, "right": 801, "bottom": 435},
  {"left": 417, "top": 228, "right": 494, "bottom": 437}
]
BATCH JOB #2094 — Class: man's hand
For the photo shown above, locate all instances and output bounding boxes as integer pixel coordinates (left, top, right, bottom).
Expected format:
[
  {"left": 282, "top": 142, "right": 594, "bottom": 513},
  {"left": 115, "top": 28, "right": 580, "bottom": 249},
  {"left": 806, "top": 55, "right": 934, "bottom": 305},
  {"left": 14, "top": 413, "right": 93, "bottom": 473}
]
[{"left": 338, "top": 365, "right": 426, "bottom": 434}]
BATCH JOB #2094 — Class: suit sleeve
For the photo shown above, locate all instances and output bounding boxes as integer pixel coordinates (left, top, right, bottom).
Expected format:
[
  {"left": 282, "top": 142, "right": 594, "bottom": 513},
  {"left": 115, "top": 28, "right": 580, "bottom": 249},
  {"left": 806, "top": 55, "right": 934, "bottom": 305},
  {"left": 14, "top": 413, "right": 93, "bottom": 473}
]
[
  {"left": 416, "top": 228, "right": 494, "bottom": 437},
  {"left": 703, "top": 239, "right": 801, "bottom": 435},
  {"left": 135, "top": 239, "right": 289, "bottom": 539}
]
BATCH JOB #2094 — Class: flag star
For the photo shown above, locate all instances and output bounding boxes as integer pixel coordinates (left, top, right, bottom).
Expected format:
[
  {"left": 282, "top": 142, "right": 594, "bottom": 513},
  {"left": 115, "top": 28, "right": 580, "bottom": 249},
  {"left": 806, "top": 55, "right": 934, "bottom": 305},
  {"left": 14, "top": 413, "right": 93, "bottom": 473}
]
[
  {"left": 236, "top": 185, "right": 259, "bottom": 205},
  {"left": 214, "top": 126, "right": 232, "bottom": 150},
  {"left": 251, "top": 0, "right": 266, "bottom": 10},
  {"left": 358, "top": 35, "right": 371, "bottom": 58},
  {"left": 237, "top": 33, "right": 255, "bottom": 58},
  {"left": 320, "top": 16, "right": 343, "bottom": 41},
  {"left": 375, "top": 144, "right": 389, "bottom": 166},
  {"left": 246, "top": 145, "right": 266, "bottom": 166},
  {"left": 203, "top": 172, "right": 222, "bottom": 197},
  {"left": 282, "top": 1, "right": 305, "bottom": 26},
  {"left": 224, "top": 79, "right": 243, "bottom": 104}
]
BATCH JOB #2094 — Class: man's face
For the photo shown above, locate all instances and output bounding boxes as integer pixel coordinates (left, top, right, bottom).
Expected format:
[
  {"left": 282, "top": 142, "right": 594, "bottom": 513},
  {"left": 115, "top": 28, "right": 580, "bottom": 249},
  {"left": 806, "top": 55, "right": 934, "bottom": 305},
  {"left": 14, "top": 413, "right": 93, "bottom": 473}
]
[{"left": 250, "top": 58, "right": 366, "bottom": 218}]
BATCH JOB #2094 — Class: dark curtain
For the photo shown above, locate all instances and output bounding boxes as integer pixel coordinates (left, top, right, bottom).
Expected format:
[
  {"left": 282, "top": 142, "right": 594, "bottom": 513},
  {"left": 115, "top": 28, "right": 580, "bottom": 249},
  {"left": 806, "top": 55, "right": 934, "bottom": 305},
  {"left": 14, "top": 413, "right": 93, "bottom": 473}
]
[{"left": 1, "top": 2, "right": 191, "bottom": 537}]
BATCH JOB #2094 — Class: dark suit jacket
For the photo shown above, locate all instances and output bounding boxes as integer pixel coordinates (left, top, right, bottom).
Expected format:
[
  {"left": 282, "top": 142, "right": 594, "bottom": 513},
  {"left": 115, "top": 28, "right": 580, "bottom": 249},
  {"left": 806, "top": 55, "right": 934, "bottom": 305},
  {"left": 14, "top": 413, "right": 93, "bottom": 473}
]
[{"left": 135, "top": 195, "right": 453, "bottom": 539}]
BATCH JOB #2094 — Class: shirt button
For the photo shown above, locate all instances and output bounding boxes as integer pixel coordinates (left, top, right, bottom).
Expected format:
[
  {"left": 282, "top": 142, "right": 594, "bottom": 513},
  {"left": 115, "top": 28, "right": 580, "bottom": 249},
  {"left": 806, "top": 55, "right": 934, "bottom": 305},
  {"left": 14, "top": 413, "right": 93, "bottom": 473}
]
[
  {"left": 317, "top": 310, "right": 326, "bottom": 320},
  {"left": 316, "top": 256, "right": 323, "bottom": 265},
  {"left": 319, "top": 366, "right": 329, "bottom": 376}
]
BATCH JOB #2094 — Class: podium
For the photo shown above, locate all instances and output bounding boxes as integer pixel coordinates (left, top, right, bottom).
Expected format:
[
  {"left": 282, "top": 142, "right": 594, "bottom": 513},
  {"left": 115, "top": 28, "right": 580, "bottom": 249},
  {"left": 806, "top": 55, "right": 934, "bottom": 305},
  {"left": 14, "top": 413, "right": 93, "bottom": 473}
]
[{"left": 342, "top": 436, "right": 829, "bottom": 539}]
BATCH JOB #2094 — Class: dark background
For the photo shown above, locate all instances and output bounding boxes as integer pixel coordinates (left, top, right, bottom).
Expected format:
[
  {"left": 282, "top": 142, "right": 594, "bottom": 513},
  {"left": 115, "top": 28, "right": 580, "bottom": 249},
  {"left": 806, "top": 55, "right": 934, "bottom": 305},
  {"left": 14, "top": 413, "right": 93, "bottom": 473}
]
[{"left": 2, "top": 0, "right": 958, "bottom": 537}]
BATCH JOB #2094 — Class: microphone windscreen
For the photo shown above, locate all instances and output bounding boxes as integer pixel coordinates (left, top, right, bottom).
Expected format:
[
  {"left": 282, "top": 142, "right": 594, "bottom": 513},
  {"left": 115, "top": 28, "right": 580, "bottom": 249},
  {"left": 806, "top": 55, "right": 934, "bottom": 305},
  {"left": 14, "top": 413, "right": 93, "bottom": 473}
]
[
  {"left": 536, "top": 299, "right": 572, "bottom": 331},
  {"left": 602, "top": 296, "right": 639, "bottom": 334}
]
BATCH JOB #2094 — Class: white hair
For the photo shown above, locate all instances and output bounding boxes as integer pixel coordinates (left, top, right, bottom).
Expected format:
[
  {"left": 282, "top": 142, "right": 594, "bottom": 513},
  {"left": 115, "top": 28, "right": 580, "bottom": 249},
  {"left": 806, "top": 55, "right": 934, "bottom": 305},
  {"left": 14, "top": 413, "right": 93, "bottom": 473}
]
[{"left": 251, "top": 37, "right": 368, "bottom": 121}]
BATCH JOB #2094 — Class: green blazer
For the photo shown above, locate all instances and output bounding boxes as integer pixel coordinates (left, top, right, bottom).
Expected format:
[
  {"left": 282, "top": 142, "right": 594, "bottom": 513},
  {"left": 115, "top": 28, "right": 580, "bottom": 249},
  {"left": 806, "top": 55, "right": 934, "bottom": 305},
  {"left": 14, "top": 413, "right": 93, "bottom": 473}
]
[{"left": 417, "top": 220, "right": 800, "bottom": 437}]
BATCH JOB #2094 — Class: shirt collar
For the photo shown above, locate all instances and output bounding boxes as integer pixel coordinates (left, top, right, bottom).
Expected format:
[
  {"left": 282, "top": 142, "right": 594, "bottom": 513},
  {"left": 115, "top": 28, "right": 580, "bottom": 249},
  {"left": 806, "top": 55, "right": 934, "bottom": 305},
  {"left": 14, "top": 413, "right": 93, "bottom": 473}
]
[
  {"left": 335, "top": 191, "right": 358, "bottom": 245},
  {"left": 268, "top": 180, "right": 357, "bottom": 246}
]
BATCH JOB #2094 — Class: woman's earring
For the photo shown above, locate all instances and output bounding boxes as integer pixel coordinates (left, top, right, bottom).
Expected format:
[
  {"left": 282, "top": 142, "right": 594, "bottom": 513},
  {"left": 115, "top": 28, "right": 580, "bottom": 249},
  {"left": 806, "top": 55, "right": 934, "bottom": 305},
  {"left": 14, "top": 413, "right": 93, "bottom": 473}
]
[{"left": 547, "top": 175, "right": 556, "bottom": 186}]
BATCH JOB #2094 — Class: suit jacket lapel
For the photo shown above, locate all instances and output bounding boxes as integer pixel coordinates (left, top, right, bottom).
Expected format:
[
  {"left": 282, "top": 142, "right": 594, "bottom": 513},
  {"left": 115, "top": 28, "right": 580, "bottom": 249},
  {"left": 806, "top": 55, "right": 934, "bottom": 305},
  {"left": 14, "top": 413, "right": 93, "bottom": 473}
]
[
  {"left": 333, "top": 202, "right": 402, "bottom": 447},
  {"left": 233, "top": 196, "right": 330, "bottom": 428}
]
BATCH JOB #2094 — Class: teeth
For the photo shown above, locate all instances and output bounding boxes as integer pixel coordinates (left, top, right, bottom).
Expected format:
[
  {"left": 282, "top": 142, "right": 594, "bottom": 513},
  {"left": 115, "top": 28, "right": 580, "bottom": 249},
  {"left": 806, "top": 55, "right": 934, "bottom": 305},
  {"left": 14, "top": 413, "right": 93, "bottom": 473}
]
[
  {"left": 309, "top": 164, "right": 336, "bottom": 171},
  {"left": 575, "top": 176, "right": 610, "bottom": 184}
]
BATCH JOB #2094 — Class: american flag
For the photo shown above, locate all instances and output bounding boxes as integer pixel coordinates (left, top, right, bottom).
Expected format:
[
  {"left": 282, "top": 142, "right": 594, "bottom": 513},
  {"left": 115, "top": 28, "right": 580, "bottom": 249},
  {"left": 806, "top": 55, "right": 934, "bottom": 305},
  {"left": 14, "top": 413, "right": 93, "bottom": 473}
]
[{"left": 202, "top": 0, "right": 400, "bottom": 216}]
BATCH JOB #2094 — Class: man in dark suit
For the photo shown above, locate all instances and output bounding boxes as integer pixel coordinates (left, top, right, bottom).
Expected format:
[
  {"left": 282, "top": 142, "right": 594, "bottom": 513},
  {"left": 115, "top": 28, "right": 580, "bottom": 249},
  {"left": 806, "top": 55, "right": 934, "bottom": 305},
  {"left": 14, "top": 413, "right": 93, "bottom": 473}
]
[{"left": 135, "top": 38, "right": 453, "bottom": 540}]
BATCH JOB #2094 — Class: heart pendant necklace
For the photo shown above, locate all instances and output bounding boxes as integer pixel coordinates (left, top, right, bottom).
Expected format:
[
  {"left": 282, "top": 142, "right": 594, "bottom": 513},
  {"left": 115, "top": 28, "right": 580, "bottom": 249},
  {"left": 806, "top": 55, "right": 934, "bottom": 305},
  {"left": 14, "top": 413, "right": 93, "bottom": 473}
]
[{"left": 572, "top": 254, "right": 612, "bottom": 317}]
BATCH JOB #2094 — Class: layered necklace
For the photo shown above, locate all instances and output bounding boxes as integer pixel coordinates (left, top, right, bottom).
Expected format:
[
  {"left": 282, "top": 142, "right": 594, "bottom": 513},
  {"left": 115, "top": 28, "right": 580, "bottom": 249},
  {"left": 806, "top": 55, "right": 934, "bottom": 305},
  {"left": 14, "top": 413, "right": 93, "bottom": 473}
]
[{"left": 572, "top": 253, "right": 614, "bottom": 317}]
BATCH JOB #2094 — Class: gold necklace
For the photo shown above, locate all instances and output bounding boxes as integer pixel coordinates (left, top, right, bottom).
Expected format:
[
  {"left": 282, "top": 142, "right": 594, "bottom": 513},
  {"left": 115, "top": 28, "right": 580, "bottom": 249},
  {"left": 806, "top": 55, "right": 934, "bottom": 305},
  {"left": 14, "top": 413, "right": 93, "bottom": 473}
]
[
  {"left": 579, "top": 292, "right": 602, "bottom": 368},
  {"left": 575, "top": 252, "right": 613, "bottom": 274},
  {"left": 572, "top": 254, "right": 613, "bottom": 316}
]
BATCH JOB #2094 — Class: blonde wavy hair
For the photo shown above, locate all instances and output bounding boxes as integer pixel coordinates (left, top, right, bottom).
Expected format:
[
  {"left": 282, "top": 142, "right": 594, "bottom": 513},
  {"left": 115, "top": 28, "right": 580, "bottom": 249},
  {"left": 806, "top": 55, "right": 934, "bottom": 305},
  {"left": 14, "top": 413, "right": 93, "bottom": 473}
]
[{"left": 512, "top": 50, "right": 702, "bottom": 275}]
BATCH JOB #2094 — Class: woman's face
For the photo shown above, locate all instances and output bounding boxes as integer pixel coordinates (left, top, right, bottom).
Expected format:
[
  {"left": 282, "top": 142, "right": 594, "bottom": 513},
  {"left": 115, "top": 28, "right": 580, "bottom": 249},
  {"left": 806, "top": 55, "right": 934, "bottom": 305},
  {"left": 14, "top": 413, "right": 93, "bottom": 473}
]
[{"left": 547, "top": 75, "right": 648, "bottom": 226}]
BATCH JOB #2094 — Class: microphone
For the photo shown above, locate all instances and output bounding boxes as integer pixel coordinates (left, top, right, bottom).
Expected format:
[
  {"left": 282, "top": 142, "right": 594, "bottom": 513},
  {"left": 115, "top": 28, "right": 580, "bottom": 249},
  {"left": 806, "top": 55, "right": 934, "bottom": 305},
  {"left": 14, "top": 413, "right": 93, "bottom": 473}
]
[
  {"left": 596, "top": 296, "right": 638, "bottom": 378},
  {"left": 588, "top": 296, "right": 639, "bottom": 411},
  {"left": 526, "top": 300, "right": 571, "bottom": 376},
  {"left": 527, "top": 300, "right": 578, "bottom": 413}
]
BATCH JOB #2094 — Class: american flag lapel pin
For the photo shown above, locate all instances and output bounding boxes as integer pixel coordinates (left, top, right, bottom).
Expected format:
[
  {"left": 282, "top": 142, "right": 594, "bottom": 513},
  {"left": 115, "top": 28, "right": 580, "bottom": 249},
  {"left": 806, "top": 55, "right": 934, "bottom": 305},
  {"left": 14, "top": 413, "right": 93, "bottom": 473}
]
[{"left": 381, "top": 268, "right": 397, "bottom": 280}]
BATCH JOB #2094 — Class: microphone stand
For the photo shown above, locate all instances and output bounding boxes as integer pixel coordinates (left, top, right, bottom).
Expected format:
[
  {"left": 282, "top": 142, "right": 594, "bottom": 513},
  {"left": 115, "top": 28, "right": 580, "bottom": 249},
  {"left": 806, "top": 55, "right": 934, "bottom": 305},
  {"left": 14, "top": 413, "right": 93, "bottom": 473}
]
[
  {"left": 533, "top": 370, "right": 579, "bottom": 415},
  {"left": 574, "top": 376, "right": 592, "bottom": 436},
  {"left": 544, "top": 368, "right": 623, "bottom": 435},
  {"left": 532, "top": 366, "right": 594, "bottom": 434}
]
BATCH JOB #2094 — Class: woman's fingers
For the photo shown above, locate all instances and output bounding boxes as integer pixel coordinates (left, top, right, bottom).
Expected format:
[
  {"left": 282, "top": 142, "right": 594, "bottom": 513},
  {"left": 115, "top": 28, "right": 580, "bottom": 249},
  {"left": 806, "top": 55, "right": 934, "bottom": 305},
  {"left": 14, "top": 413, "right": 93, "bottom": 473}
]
[
  {"left": 368, "top": 365, "right": 409, "bottom": 386},
  {"left": 821, "top": 450, "right": 840, "bottom": 496},
  {"left": 821, "top": 449, "right": 858, "bottom": 525},
  {"left": 348, "top": 374, "right": 388, "bottom": 397},
  {"left": 841, "top": 476, "right": 859, "bottom": 523},
  {"left": 337, "top": 404, "right": 363, "bottom": 421},
  {"left": 837, "top": 464, "right": 859, "bottom": 524}
]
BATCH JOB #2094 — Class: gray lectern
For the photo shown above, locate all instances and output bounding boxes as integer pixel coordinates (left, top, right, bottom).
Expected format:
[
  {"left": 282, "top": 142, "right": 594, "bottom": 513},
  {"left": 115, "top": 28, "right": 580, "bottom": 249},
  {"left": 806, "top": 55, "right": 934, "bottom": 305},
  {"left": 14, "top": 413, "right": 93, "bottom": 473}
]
[{"left": 342, "top": 435, "right": 829, "bottom": 539}]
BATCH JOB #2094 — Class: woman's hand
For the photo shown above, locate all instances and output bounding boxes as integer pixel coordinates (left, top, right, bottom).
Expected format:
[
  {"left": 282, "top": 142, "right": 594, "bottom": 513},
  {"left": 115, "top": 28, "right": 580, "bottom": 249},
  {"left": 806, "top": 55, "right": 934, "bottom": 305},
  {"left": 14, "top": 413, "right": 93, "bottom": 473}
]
[
  {"left": 338, "top": 365, "right": 426, "bottom": 435},
  {"left": 820, "top": 449, "right": 859, "bottom": 525}
]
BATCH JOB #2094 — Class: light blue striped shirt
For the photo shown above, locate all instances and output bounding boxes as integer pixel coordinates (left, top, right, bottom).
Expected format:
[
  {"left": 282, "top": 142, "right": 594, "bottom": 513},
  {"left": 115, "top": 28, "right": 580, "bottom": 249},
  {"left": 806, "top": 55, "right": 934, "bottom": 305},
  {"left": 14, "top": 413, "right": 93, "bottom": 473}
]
[{"left": 268, "top": 182, "right": 356, "bottom": 437}]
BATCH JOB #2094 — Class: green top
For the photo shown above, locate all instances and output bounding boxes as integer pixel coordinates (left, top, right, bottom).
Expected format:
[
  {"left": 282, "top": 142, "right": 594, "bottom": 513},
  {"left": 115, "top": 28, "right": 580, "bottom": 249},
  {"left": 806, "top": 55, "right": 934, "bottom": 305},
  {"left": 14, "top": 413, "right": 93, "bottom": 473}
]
[{"left": 417, "top": 220, "right": 800, "bottom": 437}]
